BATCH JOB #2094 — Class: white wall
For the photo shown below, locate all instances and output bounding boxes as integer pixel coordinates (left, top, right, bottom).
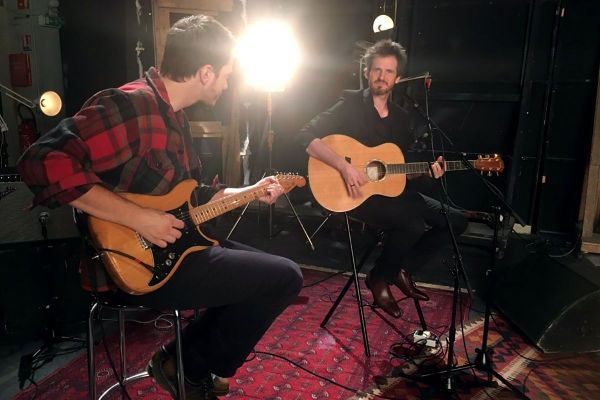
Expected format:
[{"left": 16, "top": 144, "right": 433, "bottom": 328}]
[{"left": 0, "top": 0, "right": 64, "bottom": 167}]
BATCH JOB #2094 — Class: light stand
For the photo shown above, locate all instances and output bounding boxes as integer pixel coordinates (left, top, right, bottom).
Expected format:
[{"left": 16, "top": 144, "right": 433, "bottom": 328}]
[
  {"left": 398, "top": 83, "right": 529, "bottom": 398},
  {"left": 227, "top": 92, "right": 315, "bottom": 250},
  {"left": 230, "top": 20, "right": 313, "bottom": 248}
]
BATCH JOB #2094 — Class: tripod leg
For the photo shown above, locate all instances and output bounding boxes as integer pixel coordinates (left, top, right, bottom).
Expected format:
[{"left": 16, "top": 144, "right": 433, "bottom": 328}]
[
  {"left": 308, "top": 212, "right": 332, "bottom": 245},
  {"left": 226, "top": 201, "right": 252, "bottom": 239},
  {"left": 282, "top": 191, "right": 315, "bottom": 250},
  {"left": 490, "top": 368, "right": 530, "bottom": 399},
  {"left": 344, "top": 213, "right": 371, "bottom": 356},
  {"left": 227, "top": 172, "right": 268, "bottom": 239},
  {"left": 320, "top": 273, "right": 355, "bottom": 328}
]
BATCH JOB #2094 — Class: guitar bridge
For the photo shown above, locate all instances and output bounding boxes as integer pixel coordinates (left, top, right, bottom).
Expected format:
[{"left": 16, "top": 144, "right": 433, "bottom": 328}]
[{"left": 136, "top": 233, "right": 151, "bottom": 249}]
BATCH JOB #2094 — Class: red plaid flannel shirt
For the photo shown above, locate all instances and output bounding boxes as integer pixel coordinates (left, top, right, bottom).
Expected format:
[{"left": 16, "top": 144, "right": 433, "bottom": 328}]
[
  {"left": 18, "top": 67, "right": 219, "bottom": 206},
  {"left": 17, "top": 67, "right": 219, "bottom": 291}
]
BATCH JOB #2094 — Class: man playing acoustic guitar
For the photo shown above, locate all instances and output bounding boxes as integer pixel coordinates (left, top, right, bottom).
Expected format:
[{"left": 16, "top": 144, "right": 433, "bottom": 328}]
[
  {"left": 18, "top": 15, "right": 303, "bottom": 400},
  {"left": 299, "top": 39, "right": 468, "bottom": 318}
]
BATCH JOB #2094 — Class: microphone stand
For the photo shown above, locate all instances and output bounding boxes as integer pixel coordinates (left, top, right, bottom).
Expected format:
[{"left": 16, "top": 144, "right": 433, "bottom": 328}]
[
  {"left": 18, "top": 212, "right": 86, "bottom": 390},
  {"left": 399, "top": 88, "right": 528, "bottom": 398}
]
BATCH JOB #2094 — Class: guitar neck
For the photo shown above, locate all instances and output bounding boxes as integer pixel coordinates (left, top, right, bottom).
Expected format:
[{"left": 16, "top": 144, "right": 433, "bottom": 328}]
[
  {"left": 189, "top": 184, "right": 269, "bottom": 225},
  {"left": 390, "top": 160, "right": 473, "bottom": 175}
]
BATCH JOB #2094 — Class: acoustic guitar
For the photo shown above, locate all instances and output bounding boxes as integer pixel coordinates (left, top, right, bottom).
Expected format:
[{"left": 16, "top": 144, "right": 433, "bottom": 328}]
[
  {"left": 308, "top": 134, "right": 504, "bottom": 212},
  {"left": 86, "top": 174, "right": 305, "bottom": 295}
]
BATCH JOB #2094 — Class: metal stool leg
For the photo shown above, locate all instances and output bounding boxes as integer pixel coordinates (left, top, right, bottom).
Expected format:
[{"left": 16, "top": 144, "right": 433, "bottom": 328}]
[
  {"left": 88, "top": 304, "right": 151, "bottom": 400},
  {"left": 320, "top": 239, "right": 377, "bottom": 328},
  {"left": 344, "top": 213, "right": 371, "bottom": 356},
  {"left": 88, "top": 305, "right": 187, "bottom": 399},
  {"left": 118, "top": 309, "right": 127, "bottom": 396},
  {"left": 174, "top": 309, "right": 186, "bottom": 400},
  {"left": 320, "top": 272, "right": 355, "bottom": 328},
  {"left": 88, "top": 302, "right": 99, "bottom": 400},
  {"left": 319, "top": 213, "right": 378, "bottom": 356}
]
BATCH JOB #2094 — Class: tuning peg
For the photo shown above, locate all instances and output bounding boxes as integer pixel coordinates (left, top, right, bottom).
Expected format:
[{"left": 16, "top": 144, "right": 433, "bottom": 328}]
[
  {"left": 488, "top": 171, "right": 492, "bottom": 176},
  {"left": 485, "top": 154, "right": 490, "bottom": 158},
  {"left": 478, "top": 154, "right": 482, "bottom": 159},
  {"left": 496, "top": 172, "right": 500, "bottom": 176}
]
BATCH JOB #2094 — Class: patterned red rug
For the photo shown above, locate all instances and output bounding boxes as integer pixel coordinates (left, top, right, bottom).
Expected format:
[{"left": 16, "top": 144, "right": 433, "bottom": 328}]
[{"left": 12, "top": 268, "right": 600, "bottom": 400}]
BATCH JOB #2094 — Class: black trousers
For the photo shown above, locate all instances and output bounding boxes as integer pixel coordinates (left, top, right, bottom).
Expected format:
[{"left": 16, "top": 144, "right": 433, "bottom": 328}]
[
  {"left": 351, "top": 191, "right": 468, "bottom": 280},
  {"left": 117, "top": 239, "right": 303, "bottom": 380}
]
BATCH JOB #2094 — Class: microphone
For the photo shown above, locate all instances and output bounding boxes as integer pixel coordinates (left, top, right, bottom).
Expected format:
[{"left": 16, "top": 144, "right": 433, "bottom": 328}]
[
  {"left": 39, "top": 211, "right": 49, "bottom": 224},
  {"left": 39, "top": 211, "right": 49, "bottom": 241},
  {"left": 397, "top": 72, "right": 430, "bottom": 84},
  {"left": 425, "top": 73, "right": 432, "bottom": 91}
]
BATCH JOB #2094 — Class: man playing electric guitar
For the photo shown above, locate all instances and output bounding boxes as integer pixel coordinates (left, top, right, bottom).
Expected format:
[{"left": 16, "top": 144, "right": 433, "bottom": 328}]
[
  {"left": 18, "top": 15, "right": 303, "bottom": 400},
  {"left": 298, "top": 40, "right": 468, "bottom": 318}
]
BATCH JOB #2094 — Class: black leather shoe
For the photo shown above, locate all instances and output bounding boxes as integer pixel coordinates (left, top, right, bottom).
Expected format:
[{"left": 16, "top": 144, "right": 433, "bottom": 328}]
[
  {"left": 392, "top": 269, "right": 429, "bottom": 301},
  {"left": 147, "top": 346, "right": 225, "bottom": 399},
  {"left": 365, "top": 273, "right": 401, "bottom": 318}
]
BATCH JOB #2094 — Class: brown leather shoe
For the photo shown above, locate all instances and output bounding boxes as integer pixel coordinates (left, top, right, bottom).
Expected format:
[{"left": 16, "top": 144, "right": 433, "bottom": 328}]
[
  {"left": 365, "top": 273, "right": 401, "bottom": 318},
  {"left": 392, "top": 269, "right": 429, "bottom": 301}
]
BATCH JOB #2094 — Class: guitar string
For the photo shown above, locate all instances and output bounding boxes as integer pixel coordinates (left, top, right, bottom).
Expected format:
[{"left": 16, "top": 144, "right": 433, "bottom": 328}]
[
  {"left": 161, "top": 183, "right": 274, "bottom": 225},
  {"left": 154, "top": 162, "right": 476, "bottom": 226},
  {"left": 314, "top": 160, "right": 468, "bottom": 170}
]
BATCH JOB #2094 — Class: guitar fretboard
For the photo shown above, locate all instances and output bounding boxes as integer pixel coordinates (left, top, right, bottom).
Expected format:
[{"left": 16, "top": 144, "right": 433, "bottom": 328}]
[
  {"left": 190, "top": 185, "right": 269, "bottom": 225},
  {"left": 187, "top": 175, "right": 303, "bottom": 225},
  {"left": 387, "top": 160, "right": 472, "bottom": 175}
]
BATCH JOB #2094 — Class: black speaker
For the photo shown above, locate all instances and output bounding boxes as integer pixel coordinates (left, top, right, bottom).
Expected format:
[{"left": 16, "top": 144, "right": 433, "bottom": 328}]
[
  {"left": 495, "top": 247, "right": 600, "bottom": 353},
  {"left": 0, "top": 177, "right": 78, "bottom": 245}
]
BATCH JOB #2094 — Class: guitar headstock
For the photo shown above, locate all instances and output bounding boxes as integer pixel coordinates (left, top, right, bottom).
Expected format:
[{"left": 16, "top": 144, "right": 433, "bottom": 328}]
[
  {"left": 275, "top": 173, "right": 306, "bottom": 192},
  {"left": 473, "top": 154, "right": 504, "bottom": 175}
]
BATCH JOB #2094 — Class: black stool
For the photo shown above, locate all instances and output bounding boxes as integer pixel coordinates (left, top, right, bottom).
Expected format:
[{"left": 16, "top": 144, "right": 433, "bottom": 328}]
[
  {"left": 73, "top": 208, "right": 187, "bottom": 399},
  {"left": 87, "top": 300, "right": 187, "bottom": 399},
  {"left": 311, "top": 211, "right": 428, "bottom": 356}
]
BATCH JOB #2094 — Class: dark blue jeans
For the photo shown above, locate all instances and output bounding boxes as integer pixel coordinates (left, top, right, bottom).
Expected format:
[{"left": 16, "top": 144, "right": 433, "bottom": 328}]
[
  {"left": 351, "top": 191, "right": 468, "bottom": 280},
  {"left": 118, "top": 239, "right": 303, "bottom": 380}
]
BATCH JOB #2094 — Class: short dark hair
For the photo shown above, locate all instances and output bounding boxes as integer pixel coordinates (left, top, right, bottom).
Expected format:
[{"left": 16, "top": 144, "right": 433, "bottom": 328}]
[
  {"left": 160, "top": 15, "right": 236, "bottom": 82},
  {"left": 363, "top": 39, "right": 407, "bottom": 76}
]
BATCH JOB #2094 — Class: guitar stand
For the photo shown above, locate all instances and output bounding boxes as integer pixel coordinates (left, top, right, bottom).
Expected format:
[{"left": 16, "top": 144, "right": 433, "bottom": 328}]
[{"left": 316, "top": 212, "right": 428, "bottom": 357}]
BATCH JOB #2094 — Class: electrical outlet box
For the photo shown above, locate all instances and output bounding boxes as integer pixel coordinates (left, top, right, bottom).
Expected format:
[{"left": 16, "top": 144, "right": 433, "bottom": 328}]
[{"left": 38, "top": 15, "right": 62, "bottom": 28}]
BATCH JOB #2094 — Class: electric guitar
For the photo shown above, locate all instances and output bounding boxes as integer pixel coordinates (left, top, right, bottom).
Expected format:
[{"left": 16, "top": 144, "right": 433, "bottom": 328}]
[
  {"left": 308, "top": 134, "right": 504, "bottom": 212},
  {"left": 85, "top": 174, "right": 305, "bottom": 295}
]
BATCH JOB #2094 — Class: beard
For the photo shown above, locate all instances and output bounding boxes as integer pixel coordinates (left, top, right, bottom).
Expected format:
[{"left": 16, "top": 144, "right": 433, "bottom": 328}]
[{"left": 370, "top": 80, "right": 393, "bottom": 95}]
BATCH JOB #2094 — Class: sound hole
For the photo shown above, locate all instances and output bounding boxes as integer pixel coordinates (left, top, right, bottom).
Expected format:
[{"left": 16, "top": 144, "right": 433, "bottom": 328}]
[{"left": 365, "top": 160, "right": 386, "bottom": 182}]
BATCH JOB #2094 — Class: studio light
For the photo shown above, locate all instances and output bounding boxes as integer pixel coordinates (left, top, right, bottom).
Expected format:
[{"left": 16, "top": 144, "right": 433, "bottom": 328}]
[
  {"left": 38, "top": 91, "right": 62, "bottom": 117},
  {"left": 0, "top": 84, "right": 62, "bottom": 116},
  {"left": 234, "top": 20, "right": 309, "bottom": 242},
  {"left": 0, "top": 84, "right": 63, "bottom": 167},
  {"left": 373, "top": 14, "right": 394, "bottom": 33},
  {"left": 236, "top": 20, "right": 301, "bottom": 92}
]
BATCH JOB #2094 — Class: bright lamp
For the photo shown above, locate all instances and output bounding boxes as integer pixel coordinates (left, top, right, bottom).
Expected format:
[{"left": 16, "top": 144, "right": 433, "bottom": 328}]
[{"left": 236, "top": 20, "right": 301, "bottom": 92}]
